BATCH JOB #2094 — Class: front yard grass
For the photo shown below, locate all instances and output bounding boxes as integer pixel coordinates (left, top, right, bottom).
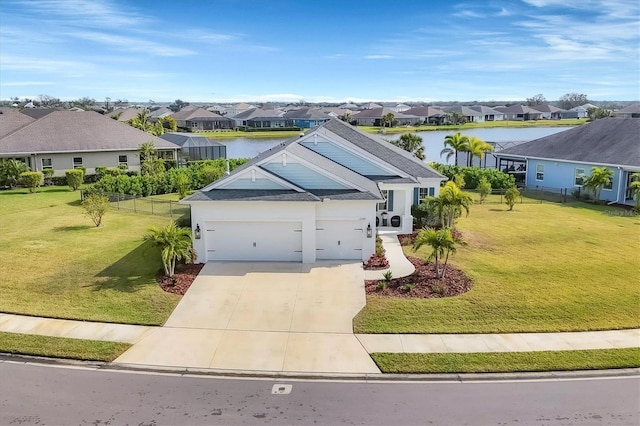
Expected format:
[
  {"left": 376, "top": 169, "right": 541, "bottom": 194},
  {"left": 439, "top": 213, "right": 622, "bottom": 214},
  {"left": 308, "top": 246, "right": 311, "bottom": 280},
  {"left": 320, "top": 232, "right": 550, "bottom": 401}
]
[
  {"left": 354, "top": 201, "right": 640, "bottom": 333},
  {"left": 0, "top": 186, "right": 180, "bottom": 325},
  {"left": 0, "top": 331, "right": 130, "bottom": 361},
  {"left": 371, "top": 348, "right": 640, "bottom": 374}
]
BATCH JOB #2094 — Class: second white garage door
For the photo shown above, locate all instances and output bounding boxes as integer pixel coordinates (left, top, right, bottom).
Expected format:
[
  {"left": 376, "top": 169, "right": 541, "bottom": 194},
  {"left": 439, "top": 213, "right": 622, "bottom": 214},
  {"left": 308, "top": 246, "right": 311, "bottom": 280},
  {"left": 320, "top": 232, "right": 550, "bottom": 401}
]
[
  {"left": 206, "top": 221, "right": 303, "bottom": 262},
  {"left": 316, "top": 220, "right": 363, "bottom": 260}
]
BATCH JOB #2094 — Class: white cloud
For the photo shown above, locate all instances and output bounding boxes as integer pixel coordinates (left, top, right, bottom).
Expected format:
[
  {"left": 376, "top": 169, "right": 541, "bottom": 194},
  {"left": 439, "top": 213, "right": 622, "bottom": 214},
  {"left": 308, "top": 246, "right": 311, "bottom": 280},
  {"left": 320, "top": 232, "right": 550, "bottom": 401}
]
[
  {"left": 1, "top": 81, "right": 55, "bottom": 86},
  {"left": 66, "top": 31, "right": 196, "bottom": 57}
]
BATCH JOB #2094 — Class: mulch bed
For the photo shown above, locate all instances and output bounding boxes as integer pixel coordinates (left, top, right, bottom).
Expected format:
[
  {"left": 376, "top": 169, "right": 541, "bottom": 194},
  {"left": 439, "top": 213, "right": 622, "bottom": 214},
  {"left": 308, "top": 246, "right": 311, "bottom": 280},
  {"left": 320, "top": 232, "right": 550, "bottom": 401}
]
[
  {"left": 156, "top": 263, "right": 204, "bottom": 295},
  {"left": 365, "top": 256, "right": 472, "bottom": 299}
]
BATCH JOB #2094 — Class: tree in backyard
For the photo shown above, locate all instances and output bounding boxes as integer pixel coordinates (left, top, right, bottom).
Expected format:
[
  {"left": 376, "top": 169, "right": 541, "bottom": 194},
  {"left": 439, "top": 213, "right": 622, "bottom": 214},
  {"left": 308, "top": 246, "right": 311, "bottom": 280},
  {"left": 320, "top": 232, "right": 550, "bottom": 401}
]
[
  {"left": 342, "top": 111, "right": 352, "bottom": 123},
  {"left": 446, "top": 111, "right": 467, "bottom": 125},
  {"left": 586, "top": 107, "right": 613, "bottom": 121},
  {"left": 629, "top": 173, "right": 640, "bottom": 210},
  {"left": 169, "top": 99, "right": 189, "bottom": 113},
  {"left": 467, "top": 136, "right": 494, "bottom": 167},
  {"left": 0, "top": 159, "right": 29, "bottom": 187},
  {"left": 504, "top": 186, "right": 520, "bottom": 211},
  {"left": 144, "top": 222, "right": 194, "bottom": 278},
  {"left": 391, "top": 133, "right": 425, "bottom": 160},
  {"left": 19, "top": 171, "right": 43, "bottom": 193},
  {"left": 477, "top": 176, "right": 492, "bottom": 204},
  {"left": 171, "top": 169, "right": 190, "bottom": 199},
  {"left": 82, "top": 194, "right": 110, "bottom": 227},
  {"left": 65, "top": 169, "right": 84, "bottom": 191},
  {"left": 557, "top": 93, "right": 589, "bottom": 110},
  {"left": 424, "top": 181, "right": 473, "bottom": 228},
  {"left": 129, "top": 110, "right": 165, "bottom": 136},
  {"left": 139, "top": 142, "right": 166, "bottom": 176},
  {"left": 161, "top": 115, "right": 178, "bottom": 131},
  {"left": 583, "top": 167, "right": 614, "bottom": 202},
  {"left": 383, "top": 112, "right": 395, "bottom": 128},
  {"left": 526, "top": 94, "right": 546, "bottom": 106},
  {"left": 413, "top": 227, "right": 466, "bottom": 279},
  {"left": 440, "top": 132, "right": 470, "bottom": 165}
]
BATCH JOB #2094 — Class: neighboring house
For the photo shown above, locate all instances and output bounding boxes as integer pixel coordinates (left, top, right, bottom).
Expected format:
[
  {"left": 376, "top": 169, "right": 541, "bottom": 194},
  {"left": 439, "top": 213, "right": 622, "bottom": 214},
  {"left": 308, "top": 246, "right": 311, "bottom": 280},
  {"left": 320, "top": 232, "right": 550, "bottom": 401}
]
[
  {"left": 352, "top": 108, "right": 421, "bottom": 126},
  {"left": 225, "top": 103, "right": 256, "bottom": 117},
  {"left": 171, "top": 107, "right": 235, "bottom": 131},
  {"left": 0, "top": 108, "right": 36, "bottom": 138},
  {"left": 149, "top": 107, "right": 172, "bottom": 120},
  {"left": 283, "top": 107, "right": 332, "bottom": 128},
  {"left": 494, "top": 104, "right": 543, "bottom": 121},
  {"left": 360, "top": 102, "right": 383, "bottom": 110},
  {"left": 615, "top": 103, "right": 640, "bottom": 118},
  {"left": 339, "top": 102, "right": 359, "bottom": 109},
  {"left": 160, "top": 132, "right": 227, "bottom": 164},
  {"left": 108, "top": 107, "right": 146, "bottom": 122},
  {"left": 403, "top": 106, "right": 447, "bottom": 125},
  {"left": 0, "top": 110, "right": 180, "bottom": 176},
  {"left": 232, "top": 108, "right": 293, "bottom": 129},
  {"left": 469, "top": 105, "right": 505, "bottom": 121},
  {"left": 561, "top": 103, "right": 598, "bottom": 119},
  {"left": 443, "top": 106, "right": 484, "bottom": 123},
  {"left": 182, "top": 119, "right": 447, "bottom": 263},
  {"left": 495, "top": 118, "right": 640, "bottom": 204},
  {"left": 530, "top": 103, "right": 565, "bottom": 120}
]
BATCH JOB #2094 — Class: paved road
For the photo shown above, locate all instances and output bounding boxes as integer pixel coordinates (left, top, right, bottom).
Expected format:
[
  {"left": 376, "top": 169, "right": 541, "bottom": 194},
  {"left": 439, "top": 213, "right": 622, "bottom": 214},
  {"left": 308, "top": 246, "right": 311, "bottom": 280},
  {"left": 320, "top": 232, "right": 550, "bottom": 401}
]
[{"left": 1, "top": 362, "right": 638, "bottom": 425}]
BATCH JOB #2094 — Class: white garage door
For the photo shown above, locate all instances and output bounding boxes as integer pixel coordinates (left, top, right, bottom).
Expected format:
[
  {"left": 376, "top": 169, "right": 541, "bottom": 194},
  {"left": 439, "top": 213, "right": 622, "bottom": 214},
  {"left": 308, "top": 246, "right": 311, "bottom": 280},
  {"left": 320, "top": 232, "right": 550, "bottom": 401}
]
[
  {"left": 316, "top": 220, "right": 363, "bottom": 260},
  {"left": 206, "top": 221, "right": 302, "bottom": 262}
]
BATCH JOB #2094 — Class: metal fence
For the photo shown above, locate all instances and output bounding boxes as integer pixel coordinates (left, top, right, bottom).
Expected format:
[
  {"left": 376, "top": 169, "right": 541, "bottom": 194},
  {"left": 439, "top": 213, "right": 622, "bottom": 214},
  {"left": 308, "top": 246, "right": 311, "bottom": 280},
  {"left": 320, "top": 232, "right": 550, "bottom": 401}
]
[
  {"left": 466, "top": 186, "right": 576, "bottom": 204},
  {"left": 81, "top": 191, "right": 190, "bottom": 219}
]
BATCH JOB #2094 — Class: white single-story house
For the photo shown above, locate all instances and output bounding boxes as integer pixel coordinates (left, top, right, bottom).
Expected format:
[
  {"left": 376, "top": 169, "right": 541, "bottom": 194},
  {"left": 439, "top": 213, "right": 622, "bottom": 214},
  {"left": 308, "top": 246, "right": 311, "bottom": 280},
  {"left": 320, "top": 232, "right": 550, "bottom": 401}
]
[{"left": 182, "top": 119, "right": 447, "bottom": 263}]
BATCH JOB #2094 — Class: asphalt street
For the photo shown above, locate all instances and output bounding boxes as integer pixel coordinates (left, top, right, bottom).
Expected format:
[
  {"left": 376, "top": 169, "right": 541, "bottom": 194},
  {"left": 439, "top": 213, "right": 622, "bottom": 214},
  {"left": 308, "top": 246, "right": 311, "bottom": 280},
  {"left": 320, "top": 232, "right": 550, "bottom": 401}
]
[{"left": 1, "top": 361, "right": 638, "bottom": 425}]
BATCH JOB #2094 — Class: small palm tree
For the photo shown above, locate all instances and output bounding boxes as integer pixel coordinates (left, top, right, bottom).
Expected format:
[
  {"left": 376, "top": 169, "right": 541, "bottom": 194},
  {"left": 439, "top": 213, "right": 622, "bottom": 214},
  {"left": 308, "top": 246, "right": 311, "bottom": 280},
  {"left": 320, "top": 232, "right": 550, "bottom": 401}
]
[
  {"left": 467, "top": 137, "right": 494, "bottom": 167},
  {"left": 441, "top": 132, "right": 470, "bottom": 165},
  {"left": 425, "top": 181, "right": 473, "bottom": 228},
  {"left": 392, "top": 133, "right": 425, "bottom": 160},
  {"left": 629, "top": 172, "right": 640, "bottom": 210},
  {"left": 583, "top": 167, "right": 614, "bottom": 202},
  {"left": 144, "top": 222, "right": 194, "bottom": 278},
  {"left": 383, "top": 112, "right": 395, "bottom": 128},
  {"left": 413, "top": 227, "right": 466, "bottom": 279}
]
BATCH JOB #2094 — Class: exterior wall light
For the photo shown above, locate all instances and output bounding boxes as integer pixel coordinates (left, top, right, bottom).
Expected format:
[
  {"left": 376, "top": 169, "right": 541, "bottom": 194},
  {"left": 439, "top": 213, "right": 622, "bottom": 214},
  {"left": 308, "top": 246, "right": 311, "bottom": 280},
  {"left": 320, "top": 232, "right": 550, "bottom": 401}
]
[
  {"left": 366, "top": 223, "right": 372, "bottom": 238},
  {"left": 194, "top": 224, "right": 201, "bottom": 239}
]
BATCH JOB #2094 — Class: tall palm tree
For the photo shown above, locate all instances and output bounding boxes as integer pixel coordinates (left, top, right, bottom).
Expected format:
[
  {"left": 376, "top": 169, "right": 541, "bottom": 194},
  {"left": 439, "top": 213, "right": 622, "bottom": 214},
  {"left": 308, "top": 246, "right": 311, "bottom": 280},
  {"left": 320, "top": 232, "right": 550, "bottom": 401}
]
[
  {"left": 425, "top": 181, "right": 473, "bottom": 228},
  {"left": 383, "top": 112, "right": 395, "bottom": 128},
  {"left": 391, "top": 133, "right": 425, "bottom": 160},
  {"left": 440, "top": 132, "right": 469, "bottom": 165},
  {"left": 413, "top": 227, "right": 465, "bottom": 279},
  {"left": 467, "top": 136, "right": 494, "bottom": 167},
  {"left": 144, "top": 222, "right": 194, "bottom": 278},
  {"left": 583, "top": 167, "right": 614, "bottom": 202}
]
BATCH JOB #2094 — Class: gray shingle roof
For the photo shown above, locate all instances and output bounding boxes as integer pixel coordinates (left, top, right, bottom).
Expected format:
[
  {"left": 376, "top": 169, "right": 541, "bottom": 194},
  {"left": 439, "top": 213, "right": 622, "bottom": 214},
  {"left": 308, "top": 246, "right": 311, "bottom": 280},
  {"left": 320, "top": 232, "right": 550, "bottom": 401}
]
[
  {"left": 0, "top": 108, "right": 35, "bottom": 138},
  {"left": 0, "top": 111, "right": 179, "bottom": 155},
  {"left": 497, "top": 118, "right": 640, "bottom": 167},
  {"left": 494, "top": 104, "right": 542, "bottom": 115},
  {"left": 283, "top": 107, "right": 331, "bottom": 120},
  {"left": 171, "top": 107, "right": 228, "bottom": 121},
  {"left": 353, "top": 107, "right": 418, "bottom": 119},
  {"left": 160, "top": 132, "right": 225, "bottom": 147},
  {"left": 233, "top": 108, "right": 284, "bottom": 120},
  {"left": 402, "top": 106, "right": 445, "bottom": 117},
  {"left": 187, "top": 189, "right": 319, "bottom": 202},
  {"left": 443, "top": 106, "right": 482, "bottom": 116},
  {"left": 320, "top": 119, "right": 446, "bottom": 179}
]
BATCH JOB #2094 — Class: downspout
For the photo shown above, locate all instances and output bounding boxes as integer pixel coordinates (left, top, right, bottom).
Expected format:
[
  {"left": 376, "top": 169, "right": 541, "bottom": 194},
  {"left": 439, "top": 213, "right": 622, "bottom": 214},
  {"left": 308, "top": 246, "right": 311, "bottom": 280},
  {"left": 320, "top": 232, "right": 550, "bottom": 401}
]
[{"left": 607, "top": 166, "right": 623, "bottom": 205}]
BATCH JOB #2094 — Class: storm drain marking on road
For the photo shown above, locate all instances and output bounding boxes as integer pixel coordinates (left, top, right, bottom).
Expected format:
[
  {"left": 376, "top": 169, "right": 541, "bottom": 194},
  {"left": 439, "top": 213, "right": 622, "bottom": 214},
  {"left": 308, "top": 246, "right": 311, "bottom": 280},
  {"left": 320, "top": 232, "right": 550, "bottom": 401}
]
[{"left": 271, "top": 384, "right": 292, "bottom": 394}]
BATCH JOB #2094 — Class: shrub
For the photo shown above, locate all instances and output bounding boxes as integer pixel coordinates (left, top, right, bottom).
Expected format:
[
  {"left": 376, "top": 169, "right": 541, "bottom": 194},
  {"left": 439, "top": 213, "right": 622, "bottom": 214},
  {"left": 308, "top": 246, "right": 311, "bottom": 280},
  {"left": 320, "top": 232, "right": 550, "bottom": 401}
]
[
  {"left": 375, "top": 234, "right": 385, "bottom": 256},
  {"left": 42, "top": 169, "right": 54, "bottom": 186},
  {"left": 0, "top": 159, "right": 29, "bottom": 187},
  {"left": 117, "top": 163, "right": 128, "bottom": 170},
  {"left": 20, "top": 171, "right": 43, "bottom": 193},
  {"left": 171, "top": 170, "right": 190, "bottom": 199},
  {"left": 82, "top": 194, "right": 110, "bottom": 227},
  {"left": 411, "top": 202, "right": 440, "bottom": 229},
  {"left": 65, "top": 169, "right": 84, "bottom": 191},
  {"left": 477, "top": 176, "right": 491, "bottom": 203},
  {"left": 377, "top": 281, "right": 387, "bottom": 291},
  {"left": 404, "top": 283, "right": 415, "bottom": 292},
  {"left": 431, "top": 283, "right": 446, "bottom": 296},
  {"left": 382, "top": 270, "right": 393, "bottom": 282},
  {"left": 505, "top": 186, "right": 521, "bottom": 211},
  {"left": 95, "top": 166, "right": 108, "bottom": 180},
  {"left": 430, "top": 164, "right": 515, "bottom": 189}
]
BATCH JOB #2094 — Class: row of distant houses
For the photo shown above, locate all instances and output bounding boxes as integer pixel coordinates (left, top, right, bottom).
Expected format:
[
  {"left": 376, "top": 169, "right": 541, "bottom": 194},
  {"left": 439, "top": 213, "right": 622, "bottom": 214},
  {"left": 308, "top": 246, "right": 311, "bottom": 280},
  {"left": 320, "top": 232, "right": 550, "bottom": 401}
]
[{"left": 108, "top": 102, "right": 640, "bottom": 132}]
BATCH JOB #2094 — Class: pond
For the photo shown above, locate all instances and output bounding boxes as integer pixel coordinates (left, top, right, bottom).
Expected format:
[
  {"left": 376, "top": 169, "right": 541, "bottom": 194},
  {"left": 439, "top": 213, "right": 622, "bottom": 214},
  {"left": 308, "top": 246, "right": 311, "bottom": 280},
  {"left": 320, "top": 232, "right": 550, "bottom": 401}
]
[{"left": 220, "top": 126, "right": 574, "bottom": 164}]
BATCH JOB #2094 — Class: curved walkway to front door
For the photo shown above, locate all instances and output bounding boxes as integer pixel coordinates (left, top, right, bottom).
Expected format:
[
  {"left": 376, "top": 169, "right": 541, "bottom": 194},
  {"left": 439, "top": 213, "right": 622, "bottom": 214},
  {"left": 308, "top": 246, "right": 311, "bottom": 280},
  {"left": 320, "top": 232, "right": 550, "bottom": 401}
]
[{"left": 114, "top": 262, "right": 380, "bottom": 374}]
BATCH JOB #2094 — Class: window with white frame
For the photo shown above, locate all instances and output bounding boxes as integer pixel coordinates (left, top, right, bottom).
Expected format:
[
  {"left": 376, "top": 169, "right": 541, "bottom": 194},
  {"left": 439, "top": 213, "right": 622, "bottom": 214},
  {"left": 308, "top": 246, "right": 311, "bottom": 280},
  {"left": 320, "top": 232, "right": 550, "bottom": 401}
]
[
  {"left": 419, "top": 188, "right": 429, "bottom": 203},
  {"left": 72, "top": 157, "right": 83, "bottom": 168},
  {"left": 41, "top": 158, "right": 52, "bottom": 170},
  {"left": 118, "top": 155, "right": 128, "bottom": 166},
  {"left": 536, "top": 164, "right": 544, "bottom": 181},
  {"left": 574, "top": 168, "right": 585, "bottom": 186},
  {"left": 378, "top": 190, "right": 388, "bottom": 210}
]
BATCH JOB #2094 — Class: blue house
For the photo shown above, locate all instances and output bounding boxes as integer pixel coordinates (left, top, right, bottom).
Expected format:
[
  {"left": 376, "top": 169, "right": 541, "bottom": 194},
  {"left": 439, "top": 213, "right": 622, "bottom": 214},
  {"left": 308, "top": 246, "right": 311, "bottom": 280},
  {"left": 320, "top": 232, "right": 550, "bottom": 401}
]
[
  {"left": 495, "top": 118, "right": 640, "bottom": 205},
  {"left": 283, "top": 107, "right": 332, "bottom": 128}
]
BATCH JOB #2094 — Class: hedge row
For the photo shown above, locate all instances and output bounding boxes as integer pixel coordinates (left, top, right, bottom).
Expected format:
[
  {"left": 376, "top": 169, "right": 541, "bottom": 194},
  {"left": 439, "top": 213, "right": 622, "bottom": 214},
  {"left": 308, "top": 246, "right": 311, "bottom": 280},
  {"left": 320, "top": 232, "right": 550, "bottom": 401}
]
[{"left": 430, "top": 164, "right": 515, "bottom": 189}]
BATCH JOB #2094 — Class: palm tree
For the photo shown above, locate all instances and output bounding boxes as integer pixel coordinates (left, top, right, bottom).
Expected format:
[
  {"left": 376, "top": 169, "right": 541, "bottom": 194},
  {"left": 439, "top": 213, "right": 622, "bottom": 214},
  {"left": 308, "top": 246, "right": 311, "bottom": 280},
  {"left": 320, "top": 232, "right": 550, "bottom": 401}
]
[
  {"left": 628, "top": 172, "right": 640, "bottom": 210},
  {"left": 440, "top": 132, "right": 469, "bottom": 165},
  {"left": 425, "top": 181, "right": 473, "bottom": 228},
  {"left": 413, "top": 227, "right": 465, "bottom": 279},
  {"left": 342, "top": 112, "right": 352, "bottom": 123},
  {"left": 583, "top": 167, "right": 614, "bottom": 202},
  {"left": 129, "top": 109, "right": 165, "bottom": 136},
  {"left": 144, "top": 222, "right": 194, "bottom": 278},
  {"left": 383, "top": 112, "right": 395, "bottom": 128},
  {"left": 392, "top": 133, "right": 425, "bottom": 160},
  {"left": 467, "top": 136, "right": 494, "bottom": 167}
]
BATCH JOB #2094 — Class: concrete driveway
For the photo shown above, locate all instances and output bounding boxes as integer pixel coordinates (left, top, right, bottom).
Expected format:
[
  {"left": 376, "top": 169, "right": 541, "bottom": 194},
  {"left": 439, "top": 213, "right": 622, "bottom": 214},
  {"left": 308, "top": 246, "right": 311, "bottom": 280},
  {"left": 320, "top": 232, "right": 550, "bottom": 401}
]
[{"left": 115, "top": 262, "right": 380, "bottom": 374}]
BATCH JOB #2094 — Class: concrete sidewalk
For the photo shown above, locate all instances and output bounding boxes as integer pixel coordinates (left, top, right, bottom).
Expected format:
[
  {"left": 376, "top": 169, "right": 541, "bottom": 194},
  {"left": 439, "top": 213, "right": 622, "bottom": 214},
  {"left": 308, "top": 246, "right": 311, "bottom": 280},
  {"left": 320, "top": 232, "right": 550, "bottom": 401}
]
[{"left": 364, "top": 232, "right": 415, "bottom": 281}]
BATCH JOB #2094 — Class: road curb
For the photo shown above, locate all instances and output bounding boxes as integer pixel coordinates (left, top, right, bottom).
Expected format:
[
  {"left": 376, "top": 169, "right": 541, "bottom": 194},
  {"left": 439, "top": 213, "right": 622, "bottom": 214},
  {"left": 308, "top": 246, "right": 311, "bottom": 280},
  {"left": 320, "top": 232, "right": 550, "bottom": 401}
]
[{"left": 2, "top": 353, "right": 638, "bottom": 382}]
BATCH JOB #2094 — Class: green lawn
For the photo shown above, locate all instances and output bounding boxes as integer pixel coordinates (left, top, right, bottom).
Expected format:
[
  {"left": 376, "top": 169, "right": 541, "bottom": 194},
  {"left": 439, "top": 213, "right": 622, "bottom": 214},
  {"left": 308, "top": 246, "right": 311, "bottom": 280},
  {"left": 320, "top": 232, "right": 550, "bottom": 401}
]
[
  {"left": 358, "top": 119, "right": 587, "bottom": 135},
  {"left": 199, "top": 130, "right": 302, "bottom": 139},
  {"left": 372, "top": 348, "right": 640, "bottom": 374},
  {"left": 0, "top": 331, "right": 130, "bottom": 361},
  {"left": 0, "top": 186, "right": 180, "bottom": 325},
  {"left": 354, "top": 201, "right": 640, "bottom": 333}
]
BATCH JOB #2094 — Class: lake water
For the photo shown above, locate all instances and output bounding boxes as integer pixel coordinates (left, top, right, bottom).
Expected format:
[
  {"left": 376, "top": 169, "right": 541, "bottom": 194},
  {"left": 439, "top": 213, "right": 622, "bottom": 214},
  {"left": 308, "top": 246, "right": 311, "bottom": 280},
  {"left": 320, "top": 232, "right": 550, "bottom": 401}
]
[{"left": 220, "top": 126, "right": 573, "bottom": 164}]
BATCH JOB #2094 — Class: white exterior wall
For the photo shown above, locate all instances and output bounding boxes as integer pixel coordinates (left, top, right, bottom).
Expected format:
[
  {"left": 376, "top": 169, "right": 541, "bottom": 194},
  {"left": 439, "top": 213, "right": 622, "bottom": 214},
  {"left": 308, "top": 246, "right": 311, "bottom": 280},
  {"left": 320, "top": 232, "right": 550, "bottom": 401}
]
[{"left": 30, "top": 151, "right": 142, "bottom": 176}]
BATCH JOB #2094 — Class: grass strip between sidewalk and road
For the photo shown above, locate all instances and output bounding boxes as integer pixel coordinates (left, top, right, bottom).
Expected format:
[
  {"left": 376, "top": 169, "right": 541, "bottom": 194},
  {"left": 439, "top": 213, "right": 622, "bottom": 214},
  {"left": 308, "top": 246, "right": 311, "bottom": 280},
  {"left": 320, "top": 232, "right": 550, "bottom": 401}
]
[
  {"left": 0, "top": 332, "right": 131, "bottom": 362},
  {"left": 371, "top": 348, "right": 640, "bottom": 374}
]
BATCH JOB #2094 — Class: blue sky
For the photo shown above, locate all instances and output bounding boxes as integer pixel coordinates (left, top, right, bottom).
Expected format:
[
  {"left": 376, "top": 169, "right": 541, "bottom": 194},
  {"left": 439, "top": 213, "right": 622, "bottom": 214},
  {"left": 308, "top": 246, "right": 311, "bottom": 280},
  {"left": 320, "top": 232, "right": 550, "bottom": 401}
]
[{"left": 1, "top": 0, "right": 638, "bottom": 103}]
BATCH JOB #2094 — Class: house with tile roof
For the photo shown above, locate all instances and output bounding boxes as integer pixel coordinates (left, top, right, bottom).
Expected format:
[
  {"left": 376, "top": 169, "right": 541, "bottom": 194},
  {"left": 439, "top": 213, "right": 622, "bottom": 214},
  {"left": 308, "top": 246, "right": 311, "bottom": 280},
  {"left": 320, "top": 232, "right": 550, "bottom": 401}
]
[
  {"left": 181, "top": 119, "right": 446, "bottom": 263},
  {"left": 495, "top": 118, "right": 640, "bottom": 204},
  {"left": 0, "top": 110, "right": 180, "bottom": 176}
]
